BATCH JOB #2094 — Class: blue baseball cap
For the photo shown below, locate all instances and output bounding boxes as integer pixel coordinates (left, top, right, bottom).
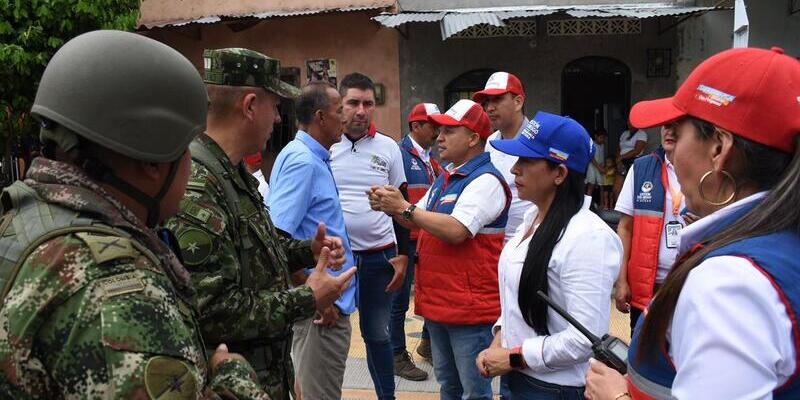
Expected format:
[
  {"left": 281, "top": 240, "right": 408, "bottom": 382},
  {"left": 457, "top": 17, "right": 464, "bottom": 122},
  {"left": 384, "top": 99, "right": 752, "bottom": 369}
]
[{"left": 489, "top": 111, "right": 595, "bottom": 174}]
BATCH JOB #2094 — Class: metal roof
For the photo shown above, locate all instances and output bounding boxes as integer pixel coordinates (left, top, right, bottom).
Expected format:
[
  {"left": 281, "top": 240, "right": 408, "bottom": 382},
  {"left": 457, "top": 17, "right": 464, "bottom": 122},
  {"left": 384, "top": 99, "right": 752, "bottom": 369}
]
[
  {"left": 372, "top": 3, "right": 724, "bottom": 40},
  {"left": 139, "top": 2, "right": 394, "bottom": 29}
]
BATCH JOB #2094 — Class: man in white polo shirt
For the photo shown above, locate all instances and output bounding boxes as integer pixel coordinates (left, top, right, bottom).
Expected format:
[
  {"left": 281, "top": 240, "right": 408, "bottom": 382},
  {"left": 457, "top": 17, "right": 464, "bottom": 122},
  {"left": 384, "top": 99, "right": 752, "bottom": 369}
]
[
  {"left": 474, "top": 71, "right": 533, "bottom": 242},
  {"left": 330, "top": 72, "right": 409, "bottom": 400}
]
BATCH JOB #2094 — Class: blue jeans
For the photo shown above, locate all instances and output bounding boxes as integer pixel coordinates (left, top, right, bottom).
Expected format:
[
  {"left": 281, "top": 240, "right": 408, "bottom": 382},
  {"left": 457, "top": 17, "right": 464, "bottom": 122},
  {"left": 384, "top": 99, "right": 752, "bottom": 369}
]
[
  {"left": 390, "top": 241, "right": 418, "bottom": 354},
  {"left": 356, "top": 247, "right": 397, "bottom": 400},
  {"left": 427, "top": 321, "right": 493, "bottom": 400},
  {"left": 506, "top": 372, "right": 585, "bottom": 400}
]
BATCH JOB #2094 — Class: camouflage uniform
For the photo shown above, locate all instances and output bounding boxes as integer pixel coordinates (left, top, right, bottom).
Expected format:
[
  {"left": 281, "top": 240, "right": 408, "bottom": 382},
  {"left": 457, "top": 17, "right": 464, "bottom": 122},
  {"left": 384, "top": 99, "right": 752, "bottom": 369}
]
[
  {"left": 0, "top": 158, "right": 269, "bottom": 400},
  {"left": 165, "top": 49, "right": 313, "bottom": 400}
]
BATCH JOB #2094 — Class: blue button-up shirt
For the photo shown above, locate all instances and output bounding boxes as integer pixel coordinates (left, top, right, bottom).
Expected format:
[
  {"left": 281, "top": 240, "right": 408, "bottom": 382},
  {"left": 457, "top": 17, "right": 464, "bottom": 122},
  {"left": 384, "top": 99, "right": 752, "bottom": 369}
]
[{"left": 267, "top": 130, "right": 357, "bottom": 314}]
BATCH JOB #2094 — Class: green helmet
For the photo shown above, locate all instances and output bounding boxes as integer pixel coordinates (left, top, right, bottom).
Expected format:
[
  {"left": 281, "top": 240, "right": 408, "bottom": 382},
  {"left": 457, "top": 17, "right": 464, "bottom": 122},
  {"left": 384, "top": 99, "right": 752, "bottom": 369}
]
[{"left": 31, "top": 30, "right": 208, "bottom": 163}]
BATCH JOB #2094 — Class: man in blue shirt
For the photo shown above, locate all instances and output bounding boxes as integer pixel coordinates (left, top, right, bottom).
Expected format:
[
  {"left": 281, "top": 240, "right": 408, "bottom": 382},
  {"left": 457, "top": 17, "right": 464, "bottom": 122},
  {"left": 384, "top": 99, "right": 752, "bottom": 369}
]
[{"left": 268, "top": 81, "right": 356, "bottom": 399}]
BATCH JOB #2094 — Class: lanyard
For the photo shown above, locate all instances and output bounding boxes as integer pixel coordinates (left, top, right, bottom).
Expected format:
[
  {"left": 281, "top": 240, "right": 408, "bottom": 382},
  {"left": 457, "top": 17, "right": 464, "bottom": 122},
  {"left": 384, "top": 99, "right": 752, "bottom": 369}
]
[{"left": 662, "top": 162, "right": 683, "bottom": 216}]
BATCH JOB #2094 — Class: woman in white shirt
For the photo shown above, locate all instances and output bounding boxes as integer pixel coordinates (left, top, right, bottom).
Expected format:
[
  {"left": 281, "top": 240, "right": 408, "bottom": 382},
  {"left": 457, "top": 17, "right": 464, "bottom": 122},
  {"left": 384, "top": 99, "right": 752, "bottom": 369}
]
[
  {"left": 614, "top": 125, "right": 648, "bottom": 200},
  {"left": 476, "top": 111, "right": 622, "bottom": 399},
  {"left": 585, "top": 47, "right": 800, "bottom": 400}
]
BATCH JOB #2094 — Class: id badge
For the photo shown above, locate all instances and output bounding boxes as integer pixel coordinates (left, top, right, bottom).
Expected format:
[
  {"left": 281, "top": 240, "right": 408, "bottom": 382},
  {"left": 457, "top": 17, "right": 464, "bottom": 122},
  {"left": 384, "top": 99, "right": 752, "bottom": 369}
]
[{"left": 665, "top": 221, "right": 682, "bottom": 249}]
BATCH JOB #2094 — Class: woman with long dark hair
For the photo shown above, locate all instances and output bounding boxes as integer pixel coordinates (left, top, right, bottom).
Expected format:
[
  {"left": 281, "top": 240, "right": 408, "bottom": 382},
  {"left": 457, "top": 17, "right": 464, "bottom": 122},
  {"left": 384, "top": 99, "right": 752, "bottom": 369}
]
[
  {"left": 475, "top": 111, "right": 622, "bottom": 399},
  {"left": 585, "top": 47, "right": 800, "bottom": 400}
]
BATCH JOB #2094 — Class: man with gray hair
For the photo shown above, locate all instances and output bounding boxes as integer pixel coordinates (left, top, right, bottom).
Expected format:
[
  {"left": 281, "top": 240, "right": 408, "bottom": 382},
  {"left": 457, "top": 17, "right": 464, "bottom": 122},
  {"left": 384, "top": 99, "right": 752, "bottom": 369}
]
[{"left": 268, "top": 81, "right": 357, "bottom": 399}]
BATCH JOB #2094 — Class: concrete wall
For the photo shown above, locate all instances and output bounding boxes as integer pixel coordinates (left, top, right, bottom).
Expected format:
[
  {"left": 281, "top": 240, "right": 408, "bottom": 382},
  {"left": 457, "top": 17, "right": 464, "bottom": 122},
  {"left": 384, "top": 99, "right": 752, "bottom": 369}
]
[
  {"left": 399, "top": 17, "right": 677, "bottom": 142},
  {"left": 675, "top": 2, "right": 799, "bottom": 85},
  {"left": 675, "top": 8, "right": 733, "bottom": 84},
  {"left": 746, "top": 1, "right": 800, "bottom": 57},
  {"left": 144, "top": 11, "right": 403, "bottom": 138}
]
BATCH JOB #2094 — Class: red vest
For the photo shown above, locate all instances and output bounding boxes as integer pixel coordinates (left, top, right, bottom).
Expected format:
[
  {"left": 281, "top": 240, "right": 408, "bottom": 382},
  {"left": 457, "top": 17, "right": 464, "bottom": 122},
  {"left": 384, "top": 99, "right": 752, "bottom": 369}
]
[
  {"left": 399, "top": 135, "right": 441, "bottom": 241},
  {"left": 415, "top": 153, "right": 509, "bottom": 325},
  {"left": 627, "top": 149, "right": 669, "bottom": 310}
]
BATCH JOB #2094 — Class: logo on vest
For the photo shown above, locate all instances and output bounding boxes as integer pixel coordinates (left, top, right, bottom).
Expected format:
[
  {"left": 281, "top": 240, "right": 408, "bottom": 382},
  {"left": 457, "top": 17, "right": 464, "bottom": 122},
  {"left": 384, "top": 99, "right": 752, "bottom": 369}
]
[
  {"left": 637, "top": 181, "right": 653, "bottom": 203},
  {"left": 439, "top": 193, "right": 458, "bottom": 205},
  {"left": 410, "top": 158, "right": 422, "bottom": 171}
]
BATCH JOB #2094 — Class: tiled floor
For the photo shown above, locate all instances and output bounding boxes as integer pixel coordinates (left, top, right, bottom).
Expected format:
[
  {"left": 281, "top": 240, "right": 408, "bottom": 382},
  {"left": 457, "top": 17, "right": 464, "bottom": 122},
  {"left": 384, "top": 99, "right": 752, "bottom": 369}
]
[{"left": 342, "top": 295, "right": 631, "bottom": 398}]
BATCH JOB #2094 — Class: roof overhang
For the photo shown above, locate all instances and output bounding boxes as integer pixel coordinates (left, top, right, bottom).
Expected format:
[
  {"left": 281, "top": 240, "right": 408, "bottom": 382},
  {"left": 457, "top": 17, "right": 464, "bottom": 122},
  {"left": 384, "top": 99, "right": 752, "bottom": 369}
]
[
  {"left": 138, "top": 0, "right": 396, "bottom": 29},
  {"left": 373, "top": 3, "right": 728, "bottom": 40}
]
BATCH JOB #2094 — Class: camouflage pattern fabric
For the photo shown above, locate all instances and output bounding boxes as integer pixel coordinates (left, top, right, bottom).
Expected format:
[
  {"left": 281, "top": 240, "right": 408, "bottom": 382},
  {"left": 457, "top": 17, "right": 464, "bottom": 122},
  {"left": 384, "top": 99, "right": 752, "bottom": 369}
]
[
  {"left": 0, "top": 157, "right": 270, "bottom": 399},
  {"left": 166, "top": 134, "right": 316, "bottom": 400},
  {"left": 203, "top": 48, "right": 301, "bottom": 99}
]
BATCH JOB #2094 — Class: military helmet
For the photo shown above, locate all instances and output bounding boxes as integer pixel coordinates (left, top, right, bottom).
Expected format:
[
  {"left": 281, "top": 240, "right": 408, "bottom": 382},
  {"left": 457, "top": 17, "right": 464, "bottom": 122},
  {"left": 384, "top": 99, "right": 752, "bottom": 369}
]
[{"left": 31, "top": 30, "right": 208, "bottom": 163}]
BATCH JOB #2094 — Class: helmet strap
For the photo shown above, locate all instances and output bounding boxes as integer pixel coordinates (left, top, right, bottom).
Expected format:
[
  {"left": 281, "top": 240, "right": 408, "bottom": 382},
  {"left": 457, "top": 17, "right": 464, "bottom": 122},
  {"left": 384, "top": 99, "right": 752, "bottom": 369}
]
[{"left": 84, "top": 158, "right": 179, "bottom": 228}]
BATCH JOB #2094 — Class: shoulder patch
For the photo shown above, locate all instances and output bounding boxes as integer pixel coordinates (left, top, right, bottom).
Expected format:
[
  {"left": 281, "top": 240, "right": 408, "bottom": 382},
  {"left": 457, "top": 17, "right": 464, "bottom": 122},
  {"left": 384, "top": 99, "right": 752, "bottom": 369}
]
[
  {"left": 97, "top": 271, "right": 145, "bottom": 298},
  {"left": 74, "top": 232, "right": 138, "bottom": 264},
  {"left": 144, "top": 356, "right": 198, "bottom": 400},
  {"left": 183, "top": 202, "right": 212, "bottom": 224},
  {"left": 176, "top": 228, "right": 213, "bottom": 266}
]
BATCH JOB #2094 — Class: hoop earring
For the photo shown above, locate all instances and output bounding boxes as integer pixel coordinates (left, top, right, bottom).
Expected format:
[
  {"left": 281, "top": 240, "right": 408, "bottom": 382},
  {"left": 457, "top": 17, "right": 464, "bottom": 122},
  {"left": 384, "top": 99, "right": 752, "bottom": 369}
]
[{"left": 698, "top": 169, "right": 737, "bottom": 206}]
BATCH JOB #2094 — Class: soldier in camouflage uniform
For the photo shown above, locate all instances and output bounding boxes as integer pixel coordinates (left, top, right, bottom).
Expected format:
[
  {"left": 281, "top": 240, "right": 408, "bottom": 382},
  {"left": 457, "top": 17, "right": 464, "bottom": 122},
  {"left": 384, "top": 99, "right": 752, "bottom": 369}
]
[
  {"left": 0, "top": 30, "right": 270, "bottom": 399},
  {"left": 166, "top": 48, "right": 356, "bottom": 400}
]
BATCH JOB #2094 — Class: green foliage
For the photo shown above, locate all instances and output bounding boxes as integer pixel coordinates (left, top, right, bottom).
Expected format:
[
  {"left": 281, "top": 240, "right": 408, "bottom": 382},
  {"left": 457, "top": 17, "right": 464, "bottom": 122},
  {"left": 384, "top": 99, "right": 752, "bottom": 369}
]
[{"left": 0, "top": 0, "right": 140, "bottom": 139}]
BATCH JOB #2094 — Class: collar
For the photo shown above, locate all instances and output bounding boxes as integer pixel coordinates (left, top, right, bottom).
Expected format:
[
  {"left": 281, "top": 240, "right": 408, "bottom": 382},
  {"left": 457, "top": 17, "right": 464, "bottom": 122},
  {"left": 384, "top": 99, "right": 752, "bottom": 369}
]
[
  {"left": 408, "top": 135, "right": 429, "bottom": 159},
  {"left": 198, "top": 133, "right": 232, "bottom": 167},
  {"left": 25, "top": 157, "right": 144, "bottom": 229},
  {"left": 493, "top": 116, "right": 530, "bottom": 139},
  {"left": 296, "top": 130, "right": 331, "bottom": 161},
  {"left": 196, "top": 134, "right": 259, "bottom": 197},
  {"left": 367, "top": 122, "right": 377, "bottom": 137},
  {"left": 677, "top": 191, "right": 768, "bottom": 255},
  {"left": 448, "top": 152, "right": 492, "bottom": 177},
  {"left": 346, "top": 122, "right": 378, "bottom": 140},
  {"left": 515, "top": 117, "right": 530, "bottom": 138}
]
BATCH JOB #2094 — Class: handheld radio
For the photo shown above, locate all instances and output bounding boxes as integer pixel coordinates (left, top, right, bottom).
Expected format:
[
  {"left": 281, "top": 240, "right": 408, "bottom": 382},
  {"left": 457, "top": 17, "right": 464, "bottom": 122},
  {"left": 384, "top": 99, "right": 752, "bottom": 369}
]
[{"left": 536, "top": 290, "right": 628, "bottom": 374}]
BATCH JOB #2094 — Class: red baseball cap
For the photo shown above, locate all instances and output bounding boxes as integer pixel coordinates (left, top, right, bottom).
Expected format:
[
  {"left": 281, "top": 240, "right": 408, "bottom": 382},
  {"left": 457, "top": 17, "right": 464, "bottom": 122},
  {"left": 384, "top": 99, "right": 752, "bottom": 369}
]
[
  {"left": 472, "top": 72, "right": 525, "bottom": 103},
  {"left": 429, "top": 99, "right": 492, "bottom": 139},
  {"left": 630, "top": 47, "right": 800, "bottom": 154},
  {"left": 243, "top": 152, "right": 262, "bottom": 167},
  {"left": 408, "top": 103, "right": 441, "bottom": 123}
]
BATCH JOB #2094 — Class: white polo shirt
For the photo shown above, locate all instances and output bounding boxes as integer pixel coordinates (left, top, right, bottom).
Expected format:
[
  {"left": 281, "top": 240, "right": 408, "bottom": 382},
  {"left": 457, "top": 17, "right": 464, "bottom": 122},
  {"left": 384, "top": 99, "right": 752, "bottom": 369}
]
[
  {"left": 495, "top": 196, "right": 622, "bottom": 386},
  {"left": 330, "top": 131, "right": 407, "bottom": 251},
  {"left": 669, "top": 192, "right": 794, "bottom": 399},
  {"left": 486, "top": 119, "right": 534, "bottom": 243},
  {"left": 615, "top": 155, "right": 685, "bottom": 282}
]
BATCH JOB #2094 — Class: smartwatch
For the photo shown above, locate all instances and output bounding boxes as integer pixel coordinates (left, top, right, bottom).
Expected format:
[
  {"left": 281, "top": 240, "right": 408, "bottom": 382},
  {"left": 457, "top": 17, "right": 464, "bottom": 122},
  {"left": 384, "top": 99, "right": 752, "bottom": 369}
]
[{"left": 402, "top": 204, "right": 417, "bottom": 220}]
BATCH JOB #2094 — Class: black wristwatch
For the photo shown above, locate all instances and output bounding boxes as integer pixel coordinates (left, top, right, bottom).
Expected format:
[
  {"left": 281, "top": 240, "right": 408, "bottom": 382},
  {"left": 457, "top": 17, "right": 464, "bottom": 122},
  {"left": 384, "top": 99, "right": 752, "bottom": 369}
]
[
  {"left": 509, "top": 346, "right": 526, "bottom": 369},
  {"left": 402, "top": 204, "right": 417, "bottom": 220}
]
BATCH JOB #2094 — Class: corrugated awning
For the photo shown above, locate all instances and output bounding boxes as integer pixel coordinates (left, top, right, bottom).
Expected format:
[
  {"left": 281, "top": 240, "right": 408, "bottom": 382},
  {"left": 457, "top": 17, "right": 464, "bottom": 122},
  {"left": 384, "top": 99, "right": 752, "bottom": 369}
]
[
  {"left": 373, "top": 3, "right": 724, "bottom": 40},
  {"left": 139, "top": 1, "right": 394, "bottom": 29}
]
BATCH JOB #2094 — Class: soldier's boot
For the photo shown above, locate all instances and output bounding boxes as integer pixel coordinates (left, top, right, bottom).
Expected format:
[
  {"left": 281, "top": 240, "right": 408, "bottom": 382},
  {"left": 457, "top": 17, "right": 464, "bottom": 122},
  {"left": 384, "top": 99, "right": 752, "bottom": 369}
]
[
  {"left": 416, "top": 337, "right": 432, "bottom": 361},
  {"left": 394, "top": 351, "right": 428, "bottom": 381}
]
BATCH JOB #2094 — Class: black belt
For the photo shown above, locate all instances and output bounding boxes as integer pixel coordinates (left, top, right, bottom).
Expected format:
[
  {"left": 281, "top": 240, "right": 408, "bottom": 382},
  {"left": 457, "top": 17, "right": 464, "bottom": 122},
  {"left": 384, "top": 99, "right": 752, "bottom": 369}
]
[{"left": 353, "top": 242, "right": 396, "bottom": 254}]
